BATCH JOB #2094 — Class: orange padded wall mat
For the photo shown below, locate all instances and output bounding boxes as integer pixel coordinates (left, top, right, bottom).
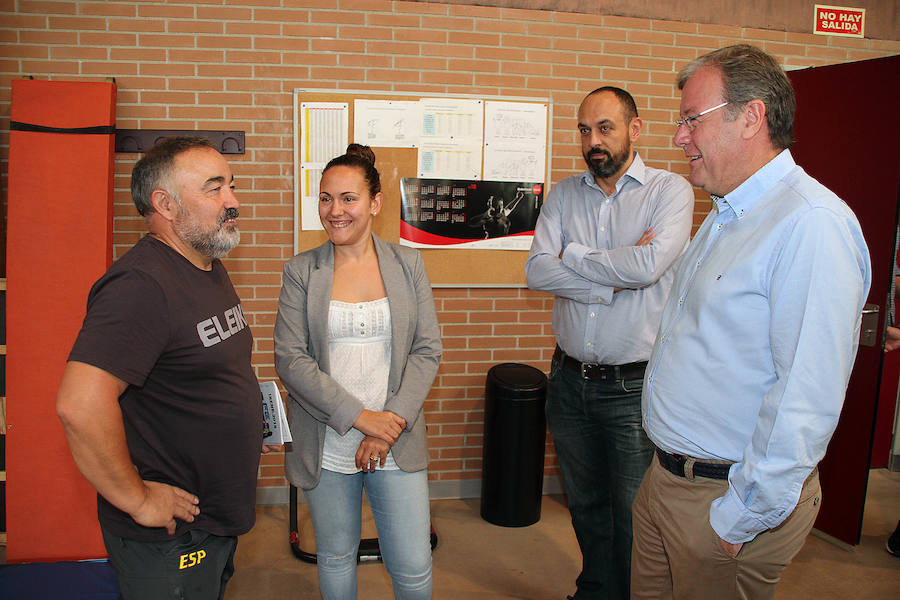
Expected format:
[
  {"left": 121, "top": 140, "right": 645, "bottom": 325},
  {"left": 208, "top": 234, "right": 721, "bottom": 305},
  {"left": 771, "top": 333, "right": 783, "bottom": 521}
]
[{"left": 6, "top": 80, "right": 116, "bottom": 562}]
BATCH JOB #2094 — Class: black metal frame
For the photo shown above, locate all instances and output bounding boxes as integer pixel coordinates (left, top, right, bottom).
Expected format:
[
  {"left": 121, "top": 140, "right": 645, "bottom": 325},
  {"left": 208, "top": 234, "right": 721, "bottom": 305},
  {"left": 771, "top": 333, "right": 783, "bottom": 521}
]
[{"left": 288, "top": 484, "right": 438, "bottom": 564}]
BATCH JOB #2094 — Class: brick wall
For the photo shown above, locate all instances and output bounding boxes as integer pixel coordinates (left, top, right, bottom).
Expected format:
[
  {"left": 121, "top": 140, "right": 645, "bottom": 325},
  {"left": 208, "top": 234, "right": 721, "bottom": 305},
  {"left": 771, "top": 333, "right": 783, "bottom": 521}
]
[{"left": 2, "top": 1, "right": 898, "bottom": 502}]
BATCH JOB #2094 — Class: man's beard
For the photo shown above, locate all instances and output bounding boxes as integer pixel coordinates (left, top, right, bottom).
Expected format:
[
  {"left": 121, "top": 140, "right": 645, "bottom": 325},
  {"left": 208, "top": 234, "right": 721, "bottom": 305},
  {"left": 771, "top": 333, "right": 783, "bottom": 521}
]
[
  {"left": 584, "top": 142, "right": 631, "bottom": 180},
  {"left": 175, "top": 206, "right": 240, "bottom": 259}
]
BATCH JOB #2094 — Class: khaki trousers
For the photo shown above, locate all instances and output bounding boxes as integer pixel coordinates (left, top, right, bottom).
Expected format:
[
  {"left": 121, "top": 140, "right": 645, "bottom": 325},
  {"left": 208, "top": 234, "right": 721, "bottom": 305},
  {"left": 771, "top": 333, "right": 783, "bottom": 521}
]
[{"left": 631, "top": 456, "right": 821, "bottom": 600}]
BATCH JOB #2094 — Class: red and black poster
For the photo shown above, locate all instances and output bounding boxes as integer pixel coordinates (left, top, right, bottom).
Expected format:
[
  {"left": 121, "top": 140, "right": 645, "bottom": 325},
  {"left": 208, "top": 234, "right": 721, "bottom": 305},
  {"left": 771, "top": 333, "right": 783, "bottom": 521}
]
[{"left": 400, "top": 178, "right": 543, "bottom": 250}]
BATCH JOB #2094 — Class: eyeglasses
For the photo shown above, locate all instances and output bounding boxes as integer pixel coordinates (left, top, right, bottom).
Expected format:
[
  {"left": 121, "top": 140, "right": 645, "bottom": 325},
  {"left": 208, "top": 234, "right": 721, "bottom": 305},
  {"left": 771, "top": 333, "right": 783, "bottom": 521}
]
[{"left": 674, "top": 102, "right": 729, "bottom": 132}]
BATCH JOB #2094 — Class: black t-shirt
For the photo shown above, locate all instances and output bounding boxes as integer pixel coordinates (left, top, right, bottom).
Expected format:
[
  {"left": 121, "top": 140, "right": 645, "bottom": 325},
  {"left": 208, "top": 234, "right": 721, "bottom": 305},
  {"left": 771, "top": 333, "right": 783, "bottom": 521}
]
[{"left": 69, "top": 235, "right": 262, "bottom": 542}]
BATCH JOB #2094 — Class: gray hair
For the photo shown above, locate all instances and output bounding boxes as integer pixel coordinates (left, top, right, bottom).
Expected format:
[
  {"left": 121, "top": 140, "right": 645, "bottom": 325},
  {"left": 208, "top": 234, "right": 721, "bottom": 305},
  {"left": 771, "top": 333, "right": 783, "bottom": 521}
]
[
  {"left": 677, "top": 44, "right": 795, "bottom": 149},
  {"left": 130, "top": 136, "right": 216, "bottom": 216}
]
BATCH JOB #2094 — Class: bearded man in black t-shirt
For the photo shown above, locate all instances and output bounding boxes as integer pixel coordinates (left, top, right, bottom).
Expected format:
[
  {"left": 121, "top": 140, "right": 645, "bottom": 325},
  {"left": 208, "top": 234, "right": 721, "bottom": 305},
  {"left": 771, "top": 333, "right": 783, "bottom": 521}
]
[{"left": 57, "top": 137, "right": 275, "bottom": 600}]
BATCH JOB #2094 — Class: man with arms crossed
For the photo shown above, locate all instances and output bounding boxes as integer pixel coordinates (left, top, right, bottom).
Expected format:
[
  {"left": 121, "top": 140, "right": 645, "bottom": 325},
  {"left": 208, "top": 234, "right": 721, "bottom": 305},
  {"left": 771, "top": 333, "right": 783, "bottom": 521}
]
[
  {"left": 526, "top": 86, "right": 693, "bottom": 599},
  {"left": 633, "top": 45, "right": 871, "bottom": 599},
  {"left": 57, "top": 137, "right": 273, "bottom": 599}
]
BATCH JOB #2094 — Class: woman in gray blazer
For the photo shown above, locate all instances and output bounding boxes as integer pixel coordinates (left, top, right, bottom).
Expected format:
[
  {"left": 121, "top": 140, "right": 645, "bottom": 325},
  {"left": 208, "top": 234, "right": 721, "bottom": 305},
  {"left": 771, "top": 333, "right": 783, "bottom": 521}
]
[{"left": 274, "top": 145, "right": 441, "bottom": 600}]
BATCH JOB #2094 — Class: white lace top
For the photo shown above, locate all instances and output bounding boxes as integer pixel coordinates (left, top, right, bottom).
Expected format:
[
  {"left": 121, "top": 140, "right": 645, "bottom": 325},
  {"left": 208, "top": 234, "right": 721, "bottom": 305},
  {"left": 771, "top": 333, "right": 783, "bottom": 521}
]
[{"left": 322, "top": 297, "right": 398, "bottom": 473}]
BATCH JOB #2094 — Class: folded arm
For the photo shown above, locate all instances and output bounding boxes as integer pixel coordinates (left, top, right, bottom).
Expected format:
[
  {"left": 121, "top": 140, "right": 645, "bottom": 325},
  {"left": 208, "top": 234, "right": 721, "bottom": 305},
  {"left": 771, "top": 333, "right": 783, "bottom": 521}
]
[
  {"left": 526, "top": 176, "right": 693, "bottom": 302},
  {"left": 525, "top": 191, "right": 605, "bottom": 303},
  {"left": 562, "top": 177, "right": 693, "bottom": 290}
]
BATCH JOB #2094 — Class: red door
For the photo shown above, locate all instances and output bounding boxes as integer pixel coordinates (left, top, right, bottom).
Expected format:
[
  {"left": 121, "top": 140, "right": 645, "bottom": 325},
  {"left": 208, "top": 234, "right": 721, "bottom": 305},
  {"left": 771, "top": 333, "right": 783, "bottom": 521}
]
[{"left": 788, "top": 55, "right": 900, "bottom": 545}]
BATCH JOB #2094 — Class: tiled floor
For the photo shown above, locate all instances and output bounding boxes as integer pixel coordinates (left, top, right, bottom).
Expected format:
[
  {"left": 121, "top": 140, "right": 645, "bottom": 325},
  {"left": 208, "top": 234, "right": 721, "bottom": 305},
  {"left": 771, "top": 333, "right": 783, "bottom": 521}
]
[{"left": 224, "top": 468, "right": 900, "bottom": 599}]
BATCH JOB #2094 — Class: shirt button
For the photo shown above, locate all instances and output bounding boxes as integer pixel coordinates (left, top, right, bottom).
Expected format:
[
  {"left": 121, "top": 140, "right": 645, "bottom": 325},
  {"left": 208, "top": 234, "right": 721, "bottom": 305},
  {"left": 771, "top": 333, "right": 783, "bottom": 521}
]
[
  {"left": 590, "top": 312, "right": 595, "bottom": 317},
  {"left": 716, "top": 224, "right": 723, "bottom": 230},
  {"left": 678, "top": 297, "right": 684, "bottom": 305},
  {"left": 586, "top": 341, "right": 593, "bottom": 346},
  {"left": 600, "top": 226, "right": 606, "bottom": 232}
]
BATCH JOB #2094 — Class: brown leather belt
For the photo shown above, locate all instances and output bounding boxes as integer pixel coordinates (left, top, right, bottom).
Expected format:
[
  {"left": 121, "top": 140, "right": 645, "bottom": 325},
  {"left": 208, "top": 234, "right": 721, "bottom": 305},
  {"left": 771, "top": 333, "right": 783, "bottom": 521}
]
[{"left": 554, "top": 346, "right": 647, "bottom": 381}]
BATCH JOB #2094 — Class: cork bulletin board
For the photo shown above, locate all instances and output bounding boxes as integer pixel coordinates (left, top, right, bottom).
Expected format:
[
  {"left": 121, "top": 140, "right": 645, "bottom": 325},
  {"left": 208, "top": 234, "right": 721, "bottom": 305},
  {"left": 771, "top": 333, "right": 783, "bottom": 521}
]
[{"left": 293, "top": 89, "right": 552, "bottom": 286}]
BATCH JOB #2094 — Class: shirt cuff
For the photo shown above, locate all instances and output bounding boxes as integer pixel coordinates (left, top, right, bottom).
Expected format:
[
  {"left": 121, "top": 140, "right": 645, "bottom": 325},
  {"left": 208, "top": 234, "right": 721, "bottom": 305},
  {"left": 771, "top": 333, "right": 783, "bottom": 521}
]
[
  {"left": 561, "top": 241, "right": 587, "bottom": 271},
  {"left": 709, "top": 486, "right": 768, "bottom": 544},
  {"left": 562, "top": 243, "right": 613, "bottom": 304}
]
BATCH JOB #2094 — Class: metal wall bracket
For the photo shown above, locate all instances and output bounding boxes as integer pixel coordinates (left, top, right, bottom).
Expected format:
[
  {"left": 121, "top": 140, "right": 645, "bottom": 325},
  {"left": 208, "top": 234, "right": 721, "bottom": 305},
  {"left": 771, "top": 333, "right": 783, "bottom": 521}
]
[{"left": 115, "top": 129, "right": 245, "bottom": 154}]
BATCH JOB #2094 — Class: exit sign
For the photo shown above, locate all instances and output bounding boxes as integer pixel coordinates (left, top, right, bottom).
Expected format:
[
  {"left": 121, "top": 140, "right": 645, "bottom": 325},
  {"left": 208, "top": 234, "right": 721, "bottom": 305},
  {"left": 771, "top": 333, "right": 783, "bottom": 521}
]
[{"left": 814, "top": 5, "right": 865, "bottom": 38}]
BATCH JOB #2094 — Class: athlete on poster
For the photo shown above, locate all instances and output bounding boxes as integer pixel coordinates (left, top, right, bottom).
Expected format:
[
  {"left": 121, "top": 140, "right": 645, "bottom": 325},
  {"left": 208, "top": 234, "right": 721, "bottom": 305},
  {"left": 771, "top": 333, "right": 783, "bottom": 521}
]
[{"left": 399, "top": 178, "right": 543, "bottom": 251}]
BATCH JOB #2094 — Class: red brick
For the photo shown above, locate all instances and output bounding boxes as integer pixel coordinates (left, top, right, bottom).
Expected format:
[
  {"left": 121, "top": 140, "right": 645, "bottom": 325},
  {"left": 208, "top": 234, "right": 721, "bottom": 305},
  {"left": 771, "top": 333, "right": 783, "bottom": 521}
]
[
  {"left": 421, "top": 43, "right": 473, "bottom": 59},
  {"left": 337, "top": 25, "right": 393, "bottom": 40},
  {"left": 198, "top": 5, "right": 254, "bottom": 21},
  {"left": 395, "top": 56, "right": 446, "bottom": 71},
  {"left": 18, "top": 1, "right": 77, "bottom": 14},
  {"left": 7, "top": 45, "right": 50, "bottom": 59},
  {"left": 697, "top": 23, "right": 742, "bottom": 38},
  {"left": 253, "top": 8, "right": 310, "bottom": 23},
  {"left": 528, "top": 22, "right": 578, "bottom": 39},
  {"left": 420, "top": 15, "right": 474, "bottom": 31},
  {"left": 20, "top": 30, "right": 78, "bottom": 44},
  {"left": 604, "top": 15, "right": 651, "bottom": 30},
  {"left": 452, "top": 32, "right": 501, "bottom": 46},
  {"left": 226, "top": 50, "right": 282, "bottom": 64},
  {"left": 394, "top": 28, "right": 446, "bottom": 43},
  {"left": 469, "top": 336, "right": 517, "bottom": 349},
  {"left": 421, "top": 71, "right": 473, "bottom": 86},
  {"left": 674, "top": 34, "right": 726, "bottom": 50},
  {"left": 365, "top": 40, "right": 421, "bottom": 55},
  {"left": 368, "top": 13, "right": 420, "bottom": 28},
  {"left": 505, "top": 34, "right": 552, "bottom": 49}
]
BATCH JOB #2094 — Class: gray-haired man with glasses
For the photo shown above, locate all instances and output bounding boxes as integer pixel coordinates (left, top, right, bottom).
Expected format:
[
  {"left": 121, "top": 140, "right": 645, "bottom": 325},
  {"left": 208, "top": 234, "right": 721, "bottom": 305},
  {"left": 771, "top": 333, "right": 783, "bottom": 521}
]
[{"left": 632, "top": 44, "right": 871, "bottom": 600}]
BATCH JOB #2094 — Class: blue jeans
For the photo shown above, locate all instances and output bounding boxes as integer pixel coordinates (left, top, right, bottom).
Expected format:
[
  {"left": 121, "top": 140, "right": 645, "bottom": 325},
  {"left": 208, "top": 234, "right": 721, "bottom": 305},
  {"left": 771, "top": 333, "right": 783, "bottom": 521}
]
[
  {"left": 546, "top": 354, "right": 653, "bottom": 600},
  {"left": 304, "top": 468, "right": 433, "bottom": 600}
]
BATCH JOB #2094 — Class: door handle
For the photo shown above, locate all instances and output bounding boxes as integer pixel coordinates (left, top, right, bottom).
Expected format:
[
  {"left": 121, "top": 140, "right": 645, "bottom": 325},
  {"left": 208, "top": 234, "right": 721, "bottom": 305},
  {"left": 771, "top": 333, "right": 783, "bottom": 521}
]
[{"left": 860, "top": 303, "right": 879, "bottom": 347}]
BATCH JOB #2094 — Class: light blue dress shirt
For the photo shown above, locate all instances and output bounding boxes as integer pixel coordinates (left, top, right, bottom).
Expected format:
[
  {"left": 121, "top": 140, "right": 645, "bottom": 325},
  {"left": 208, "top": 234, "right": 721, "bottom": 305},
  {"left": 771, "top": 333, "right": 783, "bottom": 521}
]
[
  {"left": 643, "top": 149, "right": 871, "bottom": 544},
  {"left": 525, "top": 152, "right": 694, "bottom": 364}
]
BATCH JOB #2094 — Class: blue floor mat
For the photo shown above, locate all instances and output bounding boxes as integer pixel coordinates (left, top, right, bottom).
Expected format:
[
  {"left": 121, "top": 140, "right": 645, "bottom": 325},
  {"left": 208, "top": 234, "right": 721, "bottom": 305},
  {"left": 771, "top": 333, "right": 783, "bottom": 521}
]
[{"left": 0, "top": 559, "right": 120, "bottom": 599}]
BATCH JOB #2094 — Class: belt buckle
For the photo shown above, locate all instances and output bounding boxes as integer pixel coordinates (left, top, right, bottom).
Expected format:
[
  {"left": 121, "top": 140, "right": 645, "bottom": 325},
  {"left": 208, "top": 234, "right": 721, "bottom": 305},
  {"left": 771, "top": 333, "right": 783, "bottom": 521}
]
[{"left": 580, "top": 362, "right": 600, "bottom": 380}]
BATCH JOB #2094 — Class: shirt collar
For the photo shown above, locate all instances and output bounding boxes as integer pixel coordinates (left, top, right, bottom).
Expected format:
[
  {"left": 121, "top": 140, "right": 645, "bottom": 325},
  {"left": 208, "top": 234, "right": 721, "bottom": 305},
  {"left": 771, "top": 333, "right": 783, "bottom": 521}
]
[
  {"left": 580, "top": 151, "right": 646, "bottom": 194},
  {"left": 719, "top": 149, "right": 796, "bottom": 219}
]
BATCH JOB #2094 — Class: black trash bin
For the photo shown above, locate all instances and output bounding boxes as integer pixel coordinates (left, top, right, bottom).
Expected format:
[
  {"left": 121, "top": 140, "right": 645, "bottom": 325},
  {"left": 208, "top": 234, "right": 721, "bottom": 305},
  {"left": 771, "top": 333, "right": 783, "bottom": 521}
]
[{"left": 480, "top": 362, "right": 548, "bottom": 527}]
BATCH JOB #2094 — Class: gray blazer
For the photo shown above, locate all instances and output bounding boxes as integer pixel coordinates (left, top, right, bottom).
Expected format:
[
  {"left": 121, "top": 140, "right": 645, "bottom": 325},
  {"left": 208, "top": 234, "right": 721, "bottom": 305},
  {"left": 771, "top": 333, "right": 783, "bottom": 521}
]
[{"left": 274, "top": 234, "right": 442, "bottom": 489}]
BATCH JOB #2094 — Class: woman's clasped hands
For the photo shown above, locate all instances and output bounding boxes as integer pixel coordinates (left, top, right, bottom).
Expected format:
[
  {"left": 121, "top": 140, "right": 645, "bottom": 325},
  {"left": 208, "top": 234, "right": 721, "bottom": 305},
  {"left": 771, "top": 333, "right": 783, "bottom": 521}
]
[{"left": 353, "top": 409, "right": 407, "bottom": 472}]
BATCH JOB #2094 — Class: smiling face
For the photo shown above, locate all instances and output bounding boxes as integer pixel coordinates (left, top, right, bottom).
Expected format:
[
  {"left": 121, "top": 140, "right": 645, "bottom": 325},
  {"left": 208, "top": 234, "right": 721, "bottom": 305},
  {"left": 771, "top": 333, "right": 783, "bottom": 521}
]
[
  {"left": 673, "top": 66, "right": 745, "bottom": 197},
  {"left": 169, "top": 147, "right": 240, "bottom": 259},
  {"left": 577, "top": 91, "right": 640, "bottom": 185},
  {"left": 318, "top": 164, "right": 383, "bottom": 249}
]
